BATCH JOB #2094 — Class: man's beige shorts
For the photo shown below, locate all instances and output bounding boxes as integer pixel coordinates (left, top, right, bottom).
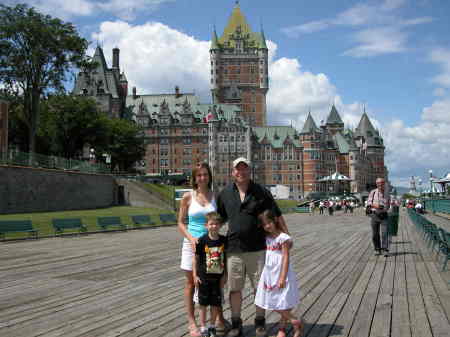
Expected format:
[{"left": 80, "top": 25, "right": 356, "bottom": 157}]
[{"left": 227, "top": 251, "right": 265, "bottom": 292}]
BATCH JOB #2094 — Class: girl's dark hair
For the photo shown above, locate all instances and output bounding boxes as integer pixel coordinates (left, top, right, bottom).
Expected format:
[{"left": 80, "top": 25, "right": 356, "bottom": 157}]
[
  {"left": 191, "top": 162, "right": 213, "bottom": 190},
  {"left": 259, "top": 209, "right": 284, "bottom": 232}
]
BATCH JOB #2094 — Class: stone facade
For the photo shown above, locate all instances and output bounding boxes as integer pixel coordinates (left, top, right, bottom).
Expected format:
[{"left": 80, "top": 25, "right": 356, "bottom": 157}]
[
  {"left": 73, "top": 47, "right": 128, "bottom": 118},
  {"left": 0, "top": 166, "right": 118, "bottom": 214}
]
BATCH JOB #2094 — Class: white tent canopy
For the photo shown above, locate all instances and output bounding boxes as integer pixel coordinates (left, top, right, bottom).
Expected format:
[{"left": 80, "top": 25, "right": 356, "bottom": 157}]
[{"left": 318, "top": 172, "right": 351, "bottom": 182}]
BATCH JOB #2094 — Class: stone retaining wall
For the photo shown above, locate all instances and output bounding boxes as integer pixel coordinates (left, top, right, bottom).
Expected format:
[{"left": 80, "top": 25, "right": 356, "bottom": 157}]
[{"left": 0, "top": 166, "right": 118, "bottom": 214}]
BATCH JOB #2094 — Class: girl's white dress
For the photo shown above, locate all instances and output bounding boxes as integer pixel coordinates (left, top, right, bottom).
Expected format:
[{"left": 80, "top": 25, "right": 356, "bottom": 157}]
[{"left": 255, "top": 233, "right": 300, "bottom": 310}]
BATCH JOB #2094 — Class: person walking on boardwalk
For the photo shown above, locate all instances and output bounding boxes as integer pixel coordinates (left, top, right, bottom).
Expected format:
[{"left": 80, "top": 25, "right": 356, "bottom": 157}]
[
  {"left": 255, "top": 210, "right": 303, "bottom": 337},
  {"left": 367, "top": 177, "right": 391, "bottom": 257},
  {"left": 193, "top": 212, "right": 228, "bottom": 337},
  {"left": 178, "top": 163, "right": 229, "bottom": 337},
  {"left": 217, "top": 157, "right": 289, "bottom": 337},
  {"left": 309, "top": 201, "right": 315, "bottom": 215},
  {"left": 319, "top": 200, "right": 324, "bottom": 214}
]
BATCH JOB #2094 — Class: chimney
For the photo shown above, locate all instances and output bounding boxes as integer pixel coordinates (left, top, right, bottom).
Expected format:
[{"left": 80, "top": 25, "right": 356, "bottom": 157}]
[
  {"left": 112, "top": 47, "right": 120, "bottom": 69},
  {"left": 132, "top": 86, "right": 137, "bottom": 98}
]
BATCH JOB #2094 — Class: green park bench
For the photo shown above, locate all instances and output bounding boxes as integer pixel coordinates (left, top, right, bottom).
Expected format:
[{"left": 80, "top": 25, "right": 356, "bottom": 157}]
[
  {"left": 131, "top": 215, "right": 155, "bottom": 226},
  {"left": 159, "top": 213, "right": 177, "bottom": 224},
  {"left": 52, "top": 218, "right": 87, "bottom": 235},
  {"left": 296, "top": 207, "right": 311, "bottom": 213},
  {"left": 97, "top": 217, "right": 127, "bottom": 231},
  {"left": 0, "top": 220, "right": 38, "bottom": 240}
]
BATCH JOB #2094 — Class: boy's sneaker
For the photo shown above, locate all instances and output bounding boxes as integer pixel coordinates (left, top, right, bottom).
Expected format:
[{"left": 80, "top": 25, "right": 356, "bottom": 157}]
[
  {"left": 228, "top": 318, "right": 242, "bottom": 337},
  {"left": 255, "top": 317, "right": 266, "bottom": 337}
]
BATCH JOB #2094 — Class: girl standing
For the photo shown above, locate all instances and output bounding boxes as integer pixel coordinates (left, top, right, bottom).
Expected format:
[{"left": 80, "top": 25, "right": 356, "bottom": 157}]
[{"left": 255, "top": 209, "right": 303, "bottom": 337}]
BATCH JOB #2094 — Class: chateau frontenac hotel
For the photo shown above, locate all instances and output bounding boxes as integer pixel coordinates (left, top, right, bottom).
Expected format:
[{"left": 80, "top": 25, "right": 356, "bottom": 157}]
[{"left": 74, "top": 4, "right": 387, "bottom": 200}]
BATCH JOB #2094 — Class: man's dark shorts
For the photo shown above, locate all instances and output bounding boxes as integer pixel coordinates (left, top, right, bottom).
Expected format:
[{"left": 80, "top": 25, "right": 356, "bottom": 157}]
[{"left": 198, "top": 279, "right": 222, "bottom": 307}]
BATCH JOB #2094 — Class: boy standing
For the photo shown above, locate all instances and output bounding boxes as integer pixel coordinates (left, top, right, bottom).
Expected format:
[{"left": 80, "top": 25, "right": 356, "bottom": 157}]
[{"left": 193, "top": 212, "right": 227, "bottom": 337}]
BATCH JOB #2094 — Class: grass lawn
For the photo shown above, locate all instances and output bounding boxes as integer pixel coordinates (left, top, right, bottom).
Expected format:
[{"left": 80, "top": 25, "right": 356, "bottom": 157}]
[{"left": 0, "top": 206, "right": 176, "bottom": 240}]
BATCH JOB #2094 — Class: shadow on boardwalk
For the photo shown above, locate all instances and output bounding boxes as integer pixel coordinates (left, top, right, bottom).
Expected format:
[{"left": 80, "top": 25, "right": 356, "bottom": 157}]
[{"left": 0, "top": 209, "right": 449, "bottom": 337}]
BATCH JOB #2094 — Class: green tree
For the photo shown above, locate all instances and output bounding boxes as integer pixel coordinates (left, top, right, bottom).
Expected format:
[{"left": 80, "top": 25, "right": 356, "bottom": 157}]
[
  {"left": 38, "top": 94, "right": 110, "bottom": 158},
  {"left": 99, "top": 118, "right": 146, "bottom": 172},
  {"left": 0, "top": 4, "right": 89, "bottom": 155}
]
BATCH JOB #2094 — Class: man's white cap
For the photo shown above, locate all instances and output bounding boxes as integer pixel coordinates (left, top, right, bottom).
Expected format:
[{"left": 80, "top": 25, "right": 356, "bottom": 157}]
[{"left": 232, "top": 157, "right": 251, "bottom": 168}]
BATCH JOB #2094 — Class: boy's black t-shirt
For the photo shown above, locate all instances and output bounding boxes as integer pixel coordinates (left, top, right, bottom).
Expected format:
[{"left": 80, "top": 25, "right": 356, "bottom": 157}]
[{"left": 195, "top": 234, "right": 227, "bottom": 281}]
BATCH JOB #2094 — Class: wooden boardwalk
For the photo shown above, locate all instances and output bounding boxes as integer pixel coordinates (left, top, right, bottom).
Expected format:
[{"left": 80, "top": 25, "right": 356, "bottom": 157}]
[{"left": 0, "top": 210, "right": 449, "bottom": 337}]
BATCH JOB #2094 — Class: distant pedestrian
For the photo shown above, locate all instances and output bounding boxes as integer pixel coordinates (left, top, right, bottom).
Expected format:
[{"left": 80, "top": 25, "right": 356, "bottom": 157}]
[
  {"left": 328, "top": 200, "right": 334, "bottom": 216},
  {"left": 367, "top": 177, "right": 391, "bottom": 257},
  {"left": 319, "top": 201, "right": 324, "bottom": 215},
  {"left": 309, "top": 201, "right": 315, "bottom": 215}
]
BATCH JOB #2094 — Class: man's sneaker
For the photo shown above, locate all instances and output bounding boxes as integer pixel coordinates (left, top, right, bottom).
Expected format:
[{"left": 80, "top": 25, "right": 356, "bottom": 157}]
[
  {"left": 255, "top": 316, "right": 266, "bottom": 337},
  {"left": 208, "top": 327, "right": 217, "bottom": 337},
  {"left": 375, "top": 249, "right": 381, "bottom": 256},
  {"left": 383, "top": 249, "right": 389, "bottom": 257},
  {"left": 228, "top": 318, "right": 242, "bottom": 337},
  {"left": 200, "top": 328, "right": 209, "bottom": 337}
]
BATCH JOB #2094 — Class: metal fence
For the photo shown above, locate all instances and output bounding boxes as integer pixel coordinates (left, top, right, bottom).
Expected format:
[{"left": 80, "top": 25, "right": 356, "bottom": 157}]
[
  {"left": 0, "top": 150, "right": 110, "bottom": 174},
  {"left": 424, "top": 198, "right": 450, "bottom": 214}
]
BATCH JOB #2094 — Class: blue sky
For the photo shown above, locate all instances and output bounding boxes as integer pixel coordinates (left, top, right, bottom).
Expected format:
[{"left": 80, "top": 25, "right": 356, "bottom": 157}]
[{"left": 5, "top": 0, "right": 450, "bottom": 188}]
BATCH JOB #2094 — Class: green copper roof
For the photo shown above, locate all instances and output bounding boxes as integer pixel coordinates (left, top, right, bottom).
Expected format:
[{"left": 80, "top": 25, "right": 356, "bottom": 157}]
[
  {"left": 218, "top": 4, "right": 267, "bottom": 49},
  {"left": 333, "top": 132, "right": 350, "bottom": 154},
  {"left": 260, "top": 28, "right": 268, "bottom": 49},
  {"left": 326, "top": 105, "right": 344, "bottom": 125},
  {"left": 211, "top": 29, "right": 220, "bottom": 50},
  {"left": 252, "top": 126, "right": 302, "bottom": 148},
  {"left": 300, "top": 112, "right": 319, "bottom": 134}
]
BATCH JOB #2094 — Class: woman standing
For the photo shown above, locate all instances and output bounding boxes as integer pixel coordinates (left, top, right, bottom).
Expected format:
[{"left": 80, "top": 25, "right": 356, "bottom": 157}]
[{"left": 178, "top": 163, "right": 228, "bottom": 337}]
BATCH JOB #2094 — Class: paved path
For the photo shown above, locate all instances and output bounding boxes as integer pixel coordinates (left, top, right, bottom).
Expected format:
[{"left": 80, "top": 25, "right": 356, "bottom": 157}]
[{"left": 0, "top": 210, "right": 449, "bottom": 337}]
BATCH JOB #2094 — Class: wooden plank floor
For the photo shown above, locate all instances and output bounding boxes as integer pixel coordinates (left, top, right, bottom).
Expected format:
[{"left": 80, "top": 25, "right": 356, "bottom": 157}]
[{"left": 1, "top": 209, "right": 449, "bottom": 337}]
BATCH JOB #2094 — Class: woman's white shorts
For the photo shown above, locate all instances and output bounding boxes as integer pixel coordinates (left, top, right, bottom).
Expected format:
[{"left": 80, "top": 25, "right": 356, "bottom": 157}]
[{"left": 180, "top": 238, "right": 194, "bottom": 271}]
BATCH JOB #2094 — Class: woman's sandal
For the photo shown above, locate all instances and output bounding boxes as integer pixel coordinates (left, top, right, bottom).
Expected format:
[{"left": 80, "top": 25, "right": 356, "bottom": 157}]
[
  {"left": 291, "top": 319, "right": 304, "bottom": 337},
  {"left": 276, "top": 327, "right": 287, "bottom": 337},
  {"left": 188, "top": 324, "right": 201, "bottom": 337}
]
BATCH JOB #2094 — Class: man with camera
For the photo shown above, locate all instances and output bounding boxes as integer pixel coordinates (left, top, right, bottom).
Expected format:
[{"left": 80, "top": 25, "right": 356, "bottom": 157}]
[{"left": 366, "top": 178, "right": 391, "bottom": 257}]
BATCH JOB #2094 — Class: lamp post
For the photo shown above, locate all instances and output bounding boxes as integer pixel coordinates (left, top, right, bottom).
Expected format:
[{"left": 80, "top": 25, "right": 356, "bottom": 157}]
[
  {"left": 429, "top": 169, "right": 433, "bottom": 198},
  {"left": 418, "top": 178, "right": 422, "bottom": 196}
]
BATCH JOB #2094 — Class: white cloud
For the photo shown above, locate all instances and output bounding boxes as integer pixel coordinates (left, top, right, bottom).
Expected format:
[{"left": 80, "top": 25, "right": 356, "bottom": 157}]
[
  {"left": 433, "top": 88, "right": 446, "bottom": 97},
  {"left": 97, "top": 0, "right": 175, "bottom": 21},
  {"left": 91, "top": 20, "right": 211, "bottom": 100},
  {"left": 342, "top": 27, "right": 408, "bottom": 57},
  {"left": 383, "top": 100, "right": 450, "bottom": 187},
  {"left": 5, "top": 0, "right": 173, "bottom": 21},
  {"left": 381, "top": 0, "right": 406, "bottom": 11},
  {"left": 281, "top": 0, "right": 432, "bottom": 58},
  {"left": 430, "top": 47, "right": 450, "bottom": 88},
  {"left": 281, "top": 20, "right": 330, "bottom": 37}
]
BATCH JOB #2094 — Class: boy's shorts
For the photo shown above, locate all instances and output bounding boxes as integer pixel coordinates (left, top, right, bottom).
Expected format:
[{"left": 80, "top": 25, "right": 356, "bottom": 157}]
[{"left": 198, "top": 279, "right": 222, "bottom": 307}]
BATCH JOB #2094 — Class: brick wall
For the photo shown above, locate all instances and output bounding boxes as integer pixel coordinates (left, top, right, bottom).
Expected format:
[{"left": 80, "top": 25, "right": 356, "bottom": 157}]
[{"left": 0, "top": 166, "right": 118, "bottom": 214}]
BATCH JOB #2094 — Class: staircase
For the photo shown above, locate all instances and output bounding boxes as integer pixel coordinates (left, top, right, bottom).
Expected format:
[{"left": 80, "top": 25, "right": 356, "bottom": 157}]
[{"left": 115, "top": 178, "right": 173, "bottom": 211}]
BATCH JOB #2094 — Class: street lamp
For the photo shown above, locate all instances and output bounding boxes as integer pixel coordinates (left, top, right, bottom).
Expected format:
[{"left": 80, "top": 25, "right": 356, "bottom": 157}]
[{"left": 429, "top": 169, "right": 433, "bottom": 197}]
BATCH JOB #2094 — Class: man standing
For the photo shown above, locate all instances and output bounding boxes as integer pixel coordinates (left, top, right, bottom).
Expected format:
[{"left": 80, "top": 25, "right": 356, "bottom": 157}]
[
  {"left": 367, "top": 177, "right": 391, "bottom": 257},
  {"left": 217, "top": 157, "right": 289, "bottom": 337}
]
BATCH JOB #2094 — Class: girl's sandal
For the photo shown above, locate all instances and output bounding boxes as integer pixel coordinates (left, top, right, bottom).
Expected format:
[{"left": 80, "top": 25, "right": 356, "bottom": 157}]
[
  {"left": 188, "top": 324, "right": 201, "bottom": 337},
  {"left": 291, "top": 319, "right": 304, "bottom": 337}
]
